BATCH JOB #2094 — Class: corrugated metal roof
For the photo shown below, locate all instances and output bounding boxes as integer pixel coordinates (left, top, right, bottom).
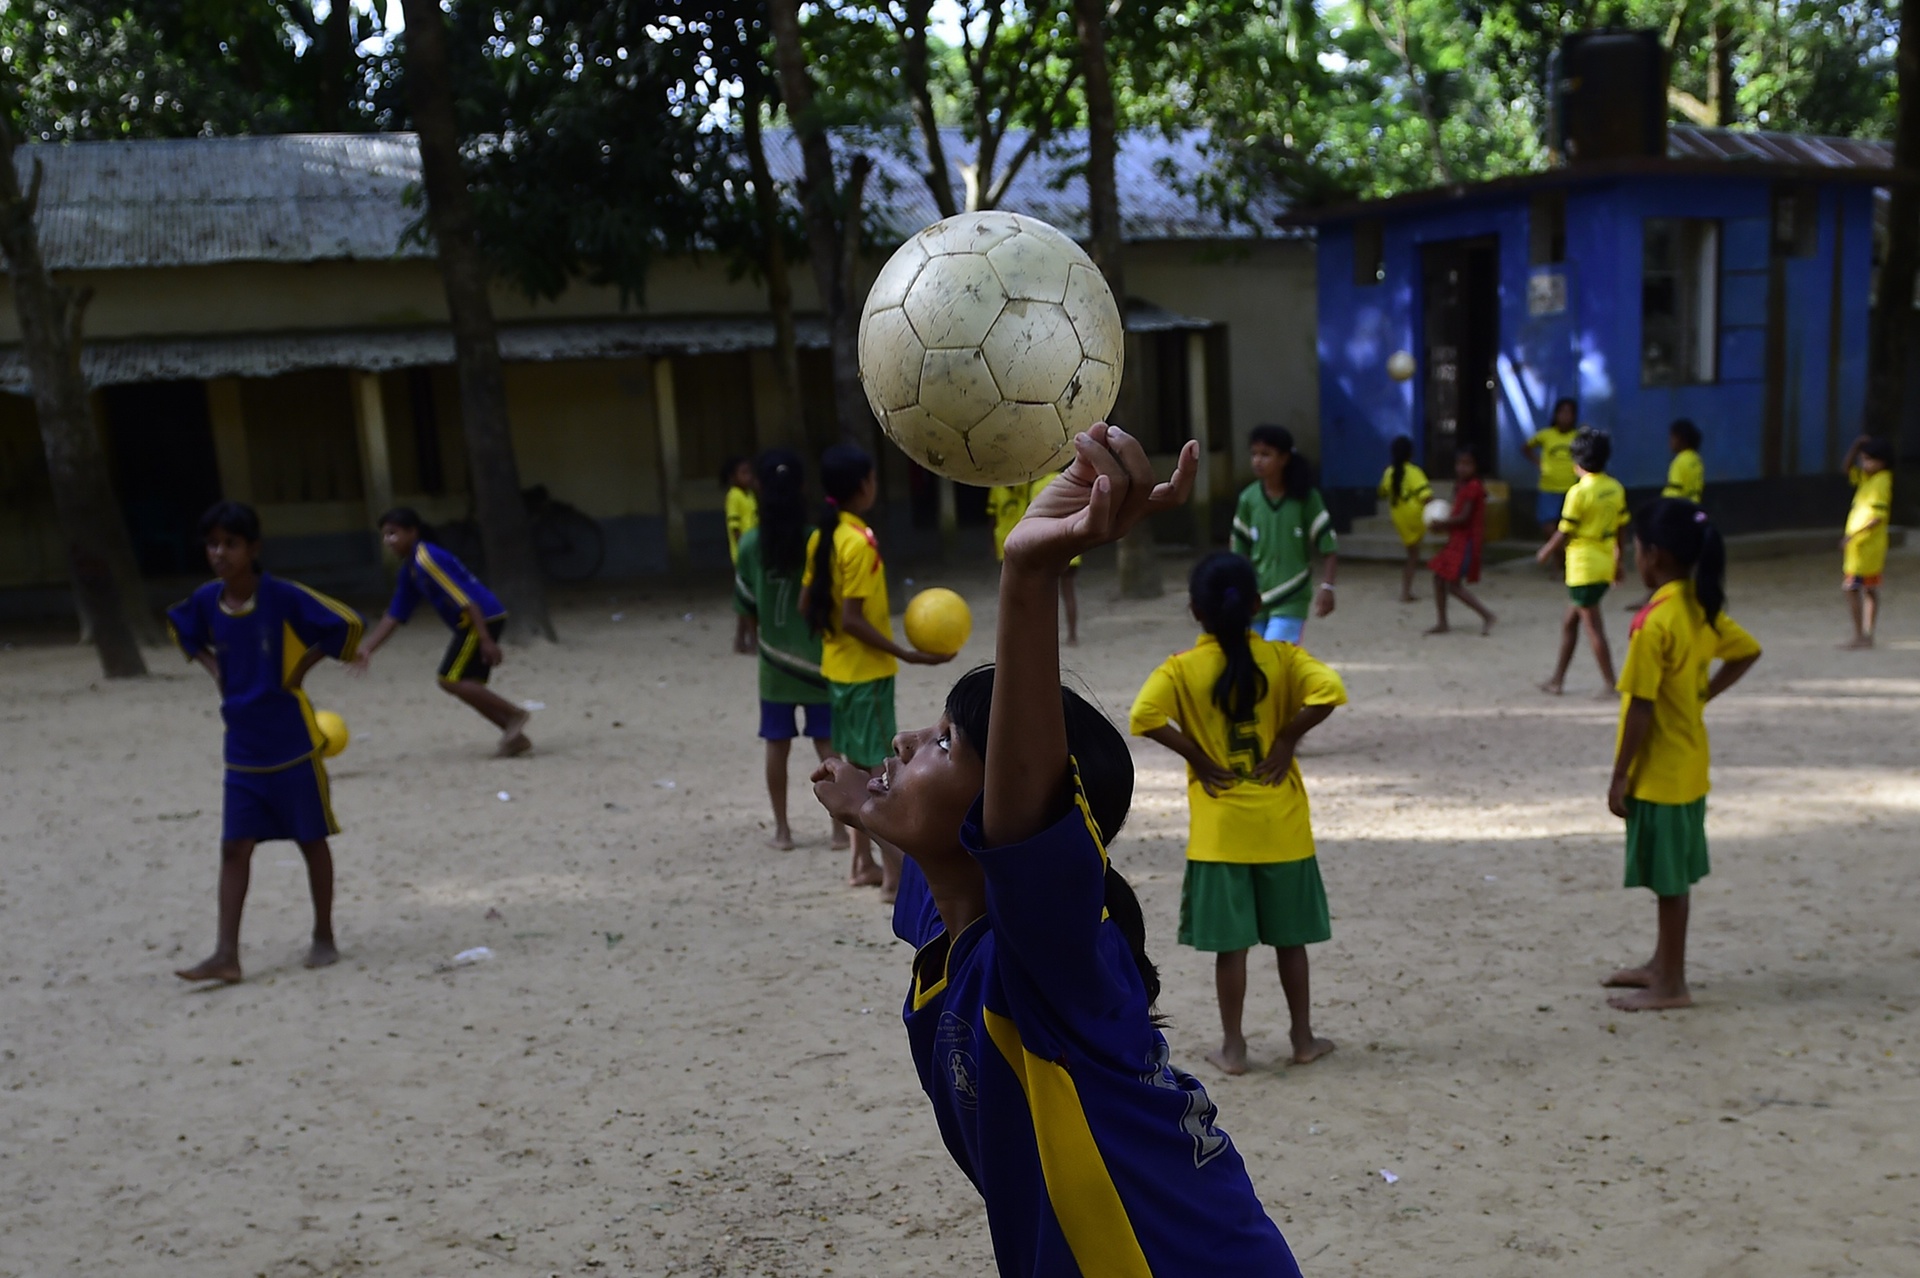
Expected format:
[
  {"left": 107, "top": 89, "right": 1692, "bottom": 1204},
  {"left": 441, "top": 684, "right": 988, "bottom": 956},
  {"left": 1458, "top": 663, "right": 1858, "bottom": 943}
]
[
  {"left": 0, "top": 316, "right": 831, "bottom": 393},
  {"left": 1667, "top": 125, "right": 1892, "bottom": 171},
  {"left": 12, "top": 127, "right": 1278, "bottom": 273}
]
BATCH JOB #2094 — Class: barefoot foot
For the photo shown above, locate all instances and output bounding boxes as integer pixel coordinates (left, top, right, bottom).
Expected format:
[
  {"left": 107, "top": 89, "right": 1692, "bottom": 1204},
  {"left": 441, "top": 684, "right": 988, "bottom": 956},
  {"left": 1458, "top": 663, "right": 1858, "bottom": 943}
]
[
  {"left": 501, "top": 732, "right": 532, "bottom": 757},
  {"left": 766, "top": 831, "right": 797, "bottom": 851},
  {"left": 305, "top": 938, "right": 339, "bottom": 969},
  {"left": 175, "top": 955, "right": 243, "bottom": 984},
  {"left": 1290, "top": 1036, "right": 1337, "bottom": 1065},
  {"left": 1422, "top": 624, "right": 1451, "bottom": 636},
  {"left": 1538, "top": 679, "right": 1564, "bottom": 695},
  {"left": 1839, "top": 635, "right": 1874, "bottom": 650},
  {"left": 497, "top": 711, "right": 532, "bottom": 756},
  {"left": 1479, "top": 614, "right": 1497, "bottom": 636},
  {"left": 1205, "top": 1040, "right": 1249, "bottom": 1076},
  {"left": 1606, "top": 987, "right": 1692, "bottom": 1012},
  {"left": 847, "top": 866, "right": 884, "bottom": 888},
  {"left": 1602, "top": 965, "right": 1655, "bottom": 988}
]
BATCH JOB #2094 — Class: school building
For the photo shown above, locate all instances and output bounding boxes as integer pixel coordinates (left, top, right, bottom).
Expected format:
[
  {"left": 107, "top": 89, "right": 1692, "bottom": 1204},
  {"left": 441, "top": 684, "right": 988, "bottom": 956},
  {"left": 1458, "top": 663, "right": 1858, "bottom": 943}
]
[
  {"left": 1298, "top": 125, "right": 1893, "bottom": 535},
  {"left": 0, "top": 129, "right": 1314, "bottom": 605}
]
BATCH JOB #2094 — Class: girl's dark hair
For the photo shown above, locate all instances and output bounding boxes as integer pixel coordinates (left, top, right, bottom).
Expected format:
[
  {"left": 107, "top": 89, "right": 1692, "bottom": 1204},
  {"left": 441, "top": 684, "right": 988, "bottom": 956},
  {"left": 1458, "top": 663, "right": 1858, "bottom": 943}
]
[
  {"left": 199, "top": 500, "right": 261, "bottom": 543},
  {"left": 1669, "top": 418, "right": 1702, "bottom": 451},
  {"left": 944, "top": 665, "right": 1158, "bottom": 1009},
  {"left": 755, "top": 448, "right": 808, "bottom": 574},
  {"left": 376, "top": 505, "right": 438, "bottom": 544},
  {"left": 1190, "top": 553, "right": 1267, "bottom": 721},
  {"left": 1456, "top": 446, "right": 1481, "bottom": 473},
  {"left": 1634, "top": 498, "right": 1727, "bottom": 628},
  {"left": 1571, "top": 426, "right": 1611, "bottom": 473},
  {"left": 1551, "top": 396, "right": 1579, "bottom": 426},
  {"left": 1250, "top": 423, "right": 1314, "bottom": 499},
  {"left": 720, "top": 454, "right": 751, "bottom": 490},
  {"left": 1861, "top": 435, "right": 1895, "bottom": 465},
  {"left": 1388, "top": 434, "right": 1413, "bottom": 503},
  {"left": 805, "top": 444, "right": 876, "bottom": 636}
]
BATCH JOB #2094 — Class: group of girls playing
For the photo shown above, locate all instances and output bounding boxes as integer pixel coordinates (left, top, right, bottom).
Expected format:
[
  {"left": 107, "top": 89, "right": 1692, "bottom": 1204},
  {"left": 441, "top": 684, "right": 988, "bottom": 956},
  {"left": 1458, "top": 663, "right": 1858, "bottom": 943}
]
[
  {"left": 810, "top": 421, "right": 1760, "bottom": 1275},
  {"left": 167, "top": 501, "right": 531, "bottom": 984}
]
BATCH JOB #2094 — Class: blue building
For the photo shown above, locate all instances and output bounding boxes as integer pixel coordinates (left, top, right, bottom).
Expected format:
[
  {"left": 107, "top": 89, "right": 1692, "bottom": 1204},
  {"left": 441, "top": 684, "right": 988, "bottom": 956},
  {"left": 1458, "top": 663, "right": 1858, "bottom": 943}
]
[{"left": 1300, "top": 126, "right": 1891, "bottom": 533}]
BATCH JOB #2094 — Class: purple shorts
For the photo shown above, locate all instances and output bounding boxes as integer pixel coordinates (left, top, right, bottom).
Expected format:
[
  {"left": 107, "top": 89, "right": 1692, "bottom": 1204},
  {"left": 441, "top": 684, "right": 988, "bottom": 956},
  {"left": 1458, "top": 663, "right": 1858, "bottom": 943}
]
[{"left": 760, "top": 701, "right": 831, "bottom": 742}]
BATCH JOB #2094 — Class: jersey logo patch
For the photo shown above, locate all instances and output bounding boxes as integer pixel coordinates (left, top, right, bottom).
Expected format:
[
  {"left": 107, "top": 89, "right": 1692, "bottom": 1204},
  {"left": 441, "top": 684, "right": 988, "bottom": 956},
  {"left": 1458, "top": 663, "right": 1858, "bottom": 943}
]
[
  {"left": 937, "top": 1012, "right": 980, "bottom": 1110},
  {"left": 1142, "top": 1041, "right": 1229, "bottom": 1168}
]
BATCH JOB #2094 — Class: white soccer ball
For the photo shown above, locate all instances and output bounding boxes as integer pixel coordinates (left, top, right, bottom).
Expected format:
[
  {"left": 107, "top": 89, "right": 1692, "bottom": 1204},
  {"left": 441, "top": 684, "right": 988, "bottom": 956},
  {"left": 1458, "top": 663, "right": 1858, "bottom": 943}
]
[
  {"left": 1387, "top": 350, "right": 1417, "bottom": 382},
  {"left": 1423, "top": 498, "right": 1453, "bottom": 529},
  {"left": 858, "top": 211, "right": 1123, "bottom": 487}
]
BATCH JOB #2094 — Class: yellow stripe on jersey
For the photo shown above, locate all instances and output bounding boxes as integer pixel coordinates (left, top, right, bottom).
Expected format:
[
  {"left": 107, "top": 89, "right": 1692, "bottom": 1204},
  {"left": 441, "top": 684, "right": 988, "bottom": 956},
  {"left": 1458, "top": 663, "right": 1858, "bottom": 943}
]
[
  {"left": 312, "top": 757, "right": 341, "bottom": 835},
  {"left": 415, "top": 544, "right": 475, "bottom": 619},
  {"left": 288, "top": 580, "right": 366, "bottom": 660},
  {"left": 441, "top": 626, "right": 482, "bottom": 683},
  {"left": 982, "top": 1007, "right": 1154, "bottom": 1278},
  {"left": 281, "top": 621, "right": 328, "bottom": 758}
]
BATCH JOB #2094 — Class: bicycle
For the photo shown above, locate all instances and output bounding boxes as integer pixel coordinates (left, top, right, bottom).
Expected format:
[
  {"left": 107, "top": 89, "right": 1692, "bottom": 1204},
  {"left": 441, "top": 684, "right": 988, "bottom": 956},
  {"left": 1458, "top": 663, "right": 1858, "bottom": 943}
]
[{"left": 434, "top": 485, "right": 607, "bottom": 583}]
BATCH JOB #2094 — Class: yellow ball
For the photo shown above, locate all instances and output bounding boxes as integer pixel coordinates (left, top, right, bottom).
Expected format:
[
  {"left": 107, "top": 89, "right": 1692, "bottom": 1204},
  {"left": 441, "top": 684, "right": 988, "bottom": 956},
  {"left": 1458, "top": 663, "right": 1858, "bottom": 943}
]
[
  {"left": 904, "top": 588, "right": 972, "bottom": 657},
  {"left": 314, "top": 709, "right": 350, "bottom": 758}
]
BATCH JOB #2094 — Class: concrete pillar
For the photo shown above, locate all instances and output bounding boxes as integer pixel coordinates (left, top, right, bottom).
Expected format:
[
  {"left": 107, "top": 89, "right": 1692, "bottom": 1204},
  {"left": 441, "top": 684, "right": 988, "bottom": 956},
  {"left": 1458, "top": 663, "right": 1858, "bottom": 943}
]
[
  {"left": 349, "top": 369, "right": 393, "bottom": 521},
  {"left": 748, "top": 348, "right": 787, "bottom": 451},
  {"left": 652, "top": 356, "right": 690, "bottom": 574},
  {"left": 206, "top": 377, "right": 252, "bottom": 502},
  {"left": 1187, "top": 329, "right": 1213, "bottom": 548}
]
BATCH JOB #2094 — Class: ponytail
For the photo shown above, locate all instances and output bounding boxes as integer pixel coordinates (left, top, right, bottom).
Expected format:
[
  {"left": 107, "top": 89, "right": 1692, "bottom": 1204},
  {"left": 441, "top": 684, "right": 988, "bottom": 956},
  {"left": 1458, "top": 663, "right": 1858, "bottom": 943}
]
[
  {"left": 756, "top": 449, "right": 809, "bottom": 573},
  {"left": 806, "top": 445, "right": 875, "bottom": 636},
  {"left": 1101, "top": 865, "right": 1160, "bottom": 1009},
  {"left": 1190, "top": 552, "right": 1268, "bottom": 720},
  {"left": 1388, "top": 434, "right": 1413, "bottom": 504},
  {"left": 1634, "top": 497, "right": 1726, "bottom": 628}
]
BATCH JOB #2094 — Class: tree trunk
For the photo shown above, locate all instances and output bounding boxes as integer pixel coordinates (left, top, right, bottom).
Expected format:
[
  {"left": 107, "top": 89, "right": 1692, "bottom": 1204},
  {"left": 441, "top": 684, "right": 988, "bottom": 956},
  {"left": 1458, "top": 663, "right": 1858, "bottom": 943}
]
[
  {"left": 768, "top": 0, "right": 876, "bottom": 447},
  {"left": 0, "top": 121, "right": 150, "bottom": 676},
  {"left": 400, "top": 0, "right": 553, "bottom": 639},
  {"left": 743, "top": 90, "right": 805, "bottom": 441},
  {"left": 1868, "top": 0, "right": 1920, "bottom": 460},
  {"left": 898, "top": 0, "right": 959, "bottom": 219},
  {"left": 1072, "top": 0, "right": 1160, "bottom": 599},
  {"left": 1708, "top": 8, "right": 1735, "bottom": 127},
  {"left": 317, "top": 0, "right": 356, "bottom": 132}
]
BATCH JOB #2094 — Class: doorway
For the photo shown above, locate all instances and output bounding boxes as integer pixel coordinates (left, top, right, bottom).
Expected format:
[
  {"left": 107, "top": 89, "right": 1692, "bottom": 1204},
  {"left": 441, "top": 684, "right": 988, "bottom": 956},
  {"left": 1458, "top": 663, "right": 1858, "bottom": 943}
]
[
  {"left": 100, "top": 381, "right": 223, "bottom": 576},
  {"left": 1420, "top": 237, "right": 1500, "bottom": 474}
]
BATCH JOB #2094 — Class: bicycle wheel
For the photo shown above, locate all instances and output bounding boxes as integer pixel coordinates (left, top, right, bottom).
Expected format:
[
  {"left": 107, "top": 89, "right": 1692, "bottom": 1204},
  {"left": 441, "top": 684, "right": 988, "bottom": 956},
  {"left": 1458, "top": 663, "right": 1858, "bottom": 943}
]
[{"left": 532, "top": 503, "right": 606, "bottom": 582}]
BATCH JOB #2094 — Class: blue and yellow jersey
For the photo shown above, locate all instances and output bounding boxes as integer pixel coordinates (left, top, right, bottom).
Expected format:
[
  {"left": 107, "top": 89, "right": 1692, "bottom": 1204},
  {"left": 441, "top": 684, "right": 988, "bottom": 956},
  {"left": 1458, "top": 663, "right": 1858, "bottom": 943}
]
[
  {"left": 892, "top": 778, "right": 1302, "bottom": 1278},
  {"left": 388, "top": 542, "right": 505, "bottom": 632},
  {"left": 166, "top": 574, "right": 364, "bottom": 771}
]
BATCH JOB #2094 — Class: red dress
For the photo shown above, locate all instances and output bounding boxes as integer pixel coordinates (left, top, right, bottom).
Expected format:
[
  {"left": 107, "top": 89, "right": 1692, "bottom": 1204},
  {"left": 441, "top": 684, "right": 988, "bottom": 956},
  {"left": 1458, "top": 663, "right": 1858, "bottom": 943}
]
[{"left": 1428, "top": 477, "right": 1486, "bottom": 583}]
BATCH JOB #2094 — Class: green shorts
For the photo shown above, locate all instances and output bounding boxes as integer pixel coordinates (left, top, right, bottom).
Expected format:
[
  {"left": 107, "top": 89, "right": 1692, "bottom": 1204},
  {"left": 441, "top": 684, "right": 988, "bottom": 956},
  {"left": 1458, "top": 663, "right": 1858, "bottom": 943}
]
[
  {"left": 1624, "top": 797, "right": 1709, "bottom": 896},
  {"left": 1568, "top": 582, "right": 1610, "bottom": 607},
  {"left": 829, "top": 676, "right": 897, "bottom": 769},
  {"left": 1179, "top": 858, "right": 1331, "bottom": 952}
]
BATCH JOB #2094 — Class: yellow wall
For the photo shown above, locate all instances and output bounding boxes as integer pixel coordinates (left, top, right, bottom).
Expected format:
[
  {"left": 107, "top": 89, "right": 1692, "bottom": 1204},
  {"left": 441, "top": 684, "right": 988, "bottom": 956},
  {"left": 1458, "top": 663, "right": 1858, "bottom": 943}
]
[{"left": 503, "top": 358, "right": 660, "bottom": 520}]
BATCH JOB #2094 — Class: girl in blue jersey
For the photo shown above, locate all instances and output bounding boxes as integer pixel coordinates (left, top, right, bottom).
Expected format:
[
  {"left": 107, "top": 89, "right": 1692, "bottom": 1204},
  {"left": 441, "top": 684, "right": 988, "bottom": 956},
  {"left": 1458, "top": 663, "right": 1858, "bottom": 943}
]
[
  {"left": 166, "top": 502, "right": 365, "bottom": 985},
  {"left": 352, "top": 508, "right": 531, "bottom": 756},
  {"left": 812, "top": 425, "right": 1302, "bottom": 1278}
]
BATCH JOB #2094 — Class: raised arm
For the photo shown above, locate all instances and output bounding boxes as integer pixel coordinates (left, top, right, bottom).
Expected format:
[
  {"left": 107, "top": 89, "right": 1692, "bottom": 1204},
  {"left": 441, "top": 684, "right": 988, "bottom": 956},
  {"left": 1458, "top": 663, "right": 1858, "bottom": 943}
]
[{"left": 986, "top": 426, "right": 1197, "bottom": 847}]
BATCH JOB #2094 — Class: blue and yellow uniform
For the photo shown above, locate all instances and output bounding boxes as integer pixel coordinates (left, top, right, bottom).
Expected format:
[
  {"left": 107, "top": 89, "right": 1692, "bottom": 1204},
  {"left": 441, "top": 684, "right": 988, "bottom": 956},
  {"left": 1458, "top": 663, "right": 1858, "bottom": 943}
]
[
  {"left": 387, "top": 542, "right": 508, "bottom": 684},
  {"left": 893, "top": 781, "right": 1302, "bottom": 1278},
  {"left": 167, "top": 575, "right": 364, "bottom": 843}
]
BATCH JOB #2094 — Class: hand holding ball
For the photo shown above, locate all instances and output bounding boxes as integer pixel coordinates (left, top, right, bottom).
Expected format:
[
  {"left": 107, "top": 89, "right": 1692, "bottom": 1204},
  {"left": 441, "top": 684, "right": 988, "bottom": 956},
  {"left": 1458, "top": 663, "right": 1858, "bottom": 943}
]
[
  {"left": 859, "top": 212, "right": 1123, "bottom": 487},
  {"left": 1423, "top": 498, "right": 1453, "bottom": 531},
  {"left": 904, "top": 589, "right": 972, "bottom": 657}
]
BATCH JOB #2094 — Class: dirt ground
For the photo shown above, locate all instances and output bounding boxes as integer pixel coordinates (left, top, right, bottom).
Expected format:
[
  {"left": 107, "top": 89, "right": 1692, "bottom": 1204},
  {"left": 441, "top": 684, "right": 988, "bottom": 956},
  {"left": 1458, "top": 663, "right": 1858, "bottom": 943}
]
[{"left": 2, "top": 546, "right": 1918, "bottom": 1278}]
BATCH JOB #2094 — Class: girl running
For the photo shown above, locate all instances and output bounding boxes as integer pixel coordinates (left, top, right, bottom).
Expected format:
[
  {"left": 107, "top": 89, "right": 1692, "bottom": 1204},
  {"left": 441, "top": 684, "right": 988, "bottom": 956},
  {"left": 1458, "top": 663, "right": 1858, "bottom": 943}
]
[
  {"left": 732, "top": 449, "right": 838, "bottom": 850},
  {"left": 1425, "top": 448, "right": 1496, "bottom": 635},
  {"left": 350, "top": 508, "right": 530, "bottom": 756},
  {"left": 1131, "top": 552, "right": 1346, "bottom": 1074},
  {"left": 811, "top": 425, "right": 1304, "bottom": 1276},
  {"left": 1377, "top": 434, "right": 1433, "bottom": 602},
  {"left": 802, "top": 445, "right": 950, "bottom": 895},
  {"left": 1605, "top": 499, "right": 1760, "bottom": 1012}
]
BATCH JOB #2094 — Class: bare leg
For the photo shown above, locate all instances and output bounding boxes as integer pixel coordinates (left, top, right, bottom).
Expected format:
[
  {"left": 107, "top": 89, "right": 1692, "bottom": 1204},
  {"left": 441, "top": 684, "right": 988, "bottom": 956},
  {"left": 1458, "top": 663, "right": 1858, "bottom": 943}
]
[
  {"left": 1060, "top": 570, "right": 1079, "bottom": 646},
  {"left": 1207, "top": 949, "right": 1249, "bottom": 1075},
  {"left": 1449, "top": 580, "right": 1497, "bottom": 634},
  {"left": 814, "top": 738, "right": 848, "bottom": 847},
  {"left": 1608, "top": 893, "right": 1693, "bottom": 1011},
  {"left": 1424, "top": 573, "right": 1451, "bottom": 634},
  {"left": 1580, "top": 604, "right": 1616, "bottom": 688},
  {"left": 764, "top": 738, "right": 795, "bottom": 849},
  {"left": 1541, "top": 606, "right": 1579, "bottom": 692},
  {"left": 442, "top": 679, "right": 531, "bottom": 754},
  {"left": 733, "top": 613, "right": 754, "bottom": 655},
  {"left": 176, "top": 839, "right": 256, "bottom": 983},
  {"left": 848, "top": 828, "right": 883, "bottom": 889},
  {"left": 297, "top": 839, "right": 338, "bottom": 967},
  {"left": 1277, "top": 945, "right": 1335, "bottom": 1063},
  {"left": 1400, "top": 547, "right": 1420, "bottom": 601},
  {"left": 1863, "top": 587, "right": 1879, "bottom": 644}
]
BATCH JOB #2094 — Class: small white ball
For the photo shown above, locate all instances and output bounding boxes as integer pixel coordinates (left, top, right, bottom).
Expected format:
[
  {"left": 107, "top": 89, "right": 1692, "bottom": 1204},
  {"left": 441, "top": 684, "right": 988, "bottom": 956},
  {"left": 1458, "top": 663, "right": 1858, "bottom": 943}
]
[{"left": 1387, "top": 350, "right": 1418, "bottom": 382}]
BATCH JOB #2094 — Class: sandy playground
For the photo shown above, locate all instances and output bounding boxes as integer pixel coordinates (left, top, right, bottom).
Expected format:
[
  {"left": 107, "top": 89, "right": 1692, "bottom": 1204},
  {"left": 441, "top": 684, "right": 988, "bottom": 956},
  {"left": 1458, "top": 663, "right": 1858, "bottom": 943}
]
[{"left": 2, "top": 547, "right": 1918, "bottom": 1277}]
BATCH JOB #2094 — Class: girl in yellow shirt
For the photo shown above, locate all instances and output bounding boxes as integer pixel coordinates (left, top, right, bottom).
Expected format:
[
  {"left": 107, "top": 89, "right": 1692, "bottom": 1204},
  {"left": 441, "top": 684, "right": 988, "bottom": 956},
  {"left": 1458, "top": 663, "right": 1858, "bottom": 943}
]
[
  {"left": 1377, "top": 435, "right": 1433, "bottom": 603},
  {"left": 1606, "top": 499, "right": 1760, "bottom": 1013},
  {"left": 1130, "top": 552, "right": 1347, "bottom": 1074},
  {"left": 723, "top": 456, "right": 759, "bottom": 654}
]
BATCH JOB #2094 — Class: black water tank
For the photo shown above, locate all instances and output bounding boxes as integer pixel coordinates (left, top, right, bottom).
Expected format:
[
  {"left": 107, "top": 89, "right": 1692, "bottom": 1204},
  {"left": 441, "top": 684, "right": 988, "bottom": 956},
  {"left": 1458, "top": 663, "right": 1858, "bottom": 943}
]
[{"left": 1550, "top": 31, "right": 1668, "bottom": 162}]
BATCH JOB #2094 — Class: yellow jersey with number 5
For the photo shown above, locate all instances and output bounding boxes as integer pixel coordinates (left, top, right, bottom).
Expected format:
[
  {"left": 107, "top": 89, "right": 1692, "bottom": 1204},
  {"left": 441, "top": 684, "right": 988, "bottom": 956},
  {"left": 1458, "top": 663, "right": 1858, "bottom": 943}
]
[{"left": 1128, "top": 633, "right": 1347, "bottom": 864}]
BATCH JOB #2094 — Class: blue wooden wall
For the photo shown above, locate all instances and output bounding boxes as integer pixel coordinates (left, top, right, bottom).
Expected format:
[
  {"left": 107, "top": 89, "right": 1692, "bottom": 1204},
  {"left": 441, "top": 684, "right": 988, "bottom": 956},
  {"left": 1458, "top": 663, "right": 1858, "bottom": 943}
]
[{"left": 1315, "top": 175, "right": 1876, "bottom": 498}]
